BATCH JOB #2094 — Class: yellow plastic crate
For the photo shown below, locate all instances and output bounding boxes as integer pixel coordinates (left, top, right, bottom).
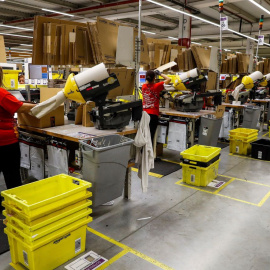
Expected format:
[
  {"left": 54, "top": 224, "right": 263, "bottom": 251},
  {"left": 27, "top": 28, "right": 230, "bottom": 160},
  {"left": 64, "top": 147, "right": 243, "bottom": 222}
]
[
  {"left": 2, "top": 194, "right": 91, "bottom": 226},
  {"left": 1, "top": 174, "right": 91, "bottom": 219},
  {"left": 181, "top": 145, "right": 221, "bottom": 163},
  {"left": 229, "top": 135, "right": 258, "bottom": 142},
  {"left": 229, "top": 136, "right": 257, "bottom": 155},
  {"left": 3, "top": 70, "right": 21, "bottom": 90},
  {"left": 181, "top": 159, "right": 220, "bottom": 187},
  {"left": 4, "top": 207, "right": 92, "bottom": 241},
  {"left": 5, "top": 217, "right": 90, "bottom": 270},
  {"left": 229, "top": 128, "right": 258, "bottom": 138}
]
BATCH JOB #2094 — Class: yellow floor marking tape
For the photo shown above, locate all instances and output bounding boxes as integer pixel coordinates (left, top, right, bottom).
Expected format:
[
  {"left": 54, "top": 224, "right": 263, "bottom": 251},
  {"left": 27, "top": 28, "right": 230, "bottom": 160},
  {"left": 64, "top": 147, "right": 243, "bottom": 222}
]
[
  {"left": 262, "top": 132, "right": 269, "bottom": 137},
  {"left": 235, "top": 178, "right": 270, "bottom": 188},
  {"left": 175, "top": 181, "right": 216, "bottom": 195},
  {"left": 97, "top": 250, "right": 129, "bottom": 270},
  {"left": 258, "top": 190, "right": 270, "bottom": 207},
  {"left": 176, "top": 174, "right": 270, "bottom": 207},
  {"left": 132, "top": 168, "right": 163, "bottom": 178},
  {"left": 228, "top": 153, "right": 270, "bottom": 163},
  {"left": 216, "top": 193, "right": 259, "bottom": 206},
  {"left": 175, "top": 179, "right": 184, "bottom": 185},
  {"left": 213, "top": 178, "right": 235, "bottom": 195},
  {"left": 87, "top": 227, "right": 174, "bottom": 270},
  {"left": 161, "top": 158, "right": 180, "bottom": 165}
]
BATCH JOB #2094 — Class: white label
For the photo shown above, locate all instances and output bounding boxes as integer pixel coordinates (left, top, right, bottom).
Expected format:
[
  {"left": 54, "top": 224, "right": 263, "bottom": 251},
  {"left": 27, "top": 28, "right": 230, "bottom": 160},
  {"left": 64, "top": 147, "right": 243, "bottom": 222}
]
[
  {"left": 23, "top": 251, "right": 29, "bottom": 266},
  {"left": 208, "top": 180, "right": 225, "bottom": 188},
  {"left": 10, "top": 79, "right": 15, "bottom": 88},
  {"left": 65, "top": 250, "right": 108, "bottom": 270},
  {"left": 258, "top": 35, "right": 264, "bottom": 45},
  {"left": 220, "top": 74, "right": 226, "bottom": 80},
  {"left": 258, "top": 151, "right": 262, "bottom": 159},
  {"left": 220, "top": 17, "right": 228, "bottom": 31},
  {"left": 202, "top": 127, "right": 208, "bottom": 136},
  {"left": 75, "top": 238, "right": 81, "bottom": 254},
  {"left": 190, "top": 174, "right": 195, "bottom": 183},
  {"left": 236, "top": 146, "right": 239, "bottom": 153}
]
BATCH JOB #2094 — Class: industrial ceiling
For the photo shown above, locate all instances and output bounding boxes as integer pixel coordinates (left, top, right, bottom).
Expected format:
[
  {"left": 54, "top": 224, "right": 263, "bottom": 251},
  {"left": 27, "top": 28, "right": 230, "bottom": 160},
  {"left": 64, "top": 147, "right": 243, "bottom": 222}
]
[{"left": 1, "top": 0, "right": 270, "bottom": 62}]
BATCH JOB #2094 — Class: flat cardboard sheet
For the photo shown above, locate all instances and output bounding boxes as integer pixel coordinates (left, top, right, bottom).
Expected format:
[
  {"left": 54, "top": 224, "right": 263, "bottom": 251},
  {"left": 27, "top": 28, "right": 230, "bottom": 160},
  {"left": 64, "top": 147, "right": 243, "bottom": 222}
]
[
  {"left": 0, "top": 35, "right": 6, "bottom": 63},
  {"left": 191, "top": 45, "right": 211, "bottom": 69}
]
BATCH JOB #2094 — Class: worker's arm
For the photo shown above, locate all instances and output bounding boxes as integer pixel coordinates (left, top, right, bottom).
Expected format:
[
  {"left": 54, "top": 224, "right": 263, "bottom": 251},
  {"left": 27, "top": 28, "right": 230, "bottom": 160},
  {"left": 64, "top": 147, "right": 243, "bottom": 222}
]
[
  {"left": 160, "top": 73, "right": 171, "bottom": 84},
  {"left": 17, "top": 103, "right": 36, "bottom": 113}
]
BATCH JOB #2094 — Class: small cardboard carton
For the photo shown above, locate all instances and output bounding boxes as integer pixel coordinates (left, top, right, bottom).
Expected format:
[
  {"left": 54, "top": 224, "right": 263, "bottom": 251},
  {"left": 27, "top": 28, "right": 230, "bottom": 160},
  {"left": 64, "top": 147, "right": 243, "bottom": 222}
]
[{"left": 18, "top": 106, "right": 64, "bottom": 128}]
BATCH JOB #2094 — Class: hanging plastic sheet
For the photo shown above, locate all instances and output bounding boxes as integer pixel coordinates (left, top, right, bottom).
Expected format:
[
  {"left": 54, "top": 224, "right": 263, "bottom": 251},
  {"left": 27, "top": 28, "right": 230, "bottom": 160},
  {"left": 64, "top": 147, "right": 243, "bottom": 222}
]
[
  {"left": 47, "top": 145, "right": 69, "bottom": 176},
  {"left": 29, "top": 146, "right": 45, "bottom": 180},
  {"left": 19, "top": 142, "right": 30, "bottom": 169}
]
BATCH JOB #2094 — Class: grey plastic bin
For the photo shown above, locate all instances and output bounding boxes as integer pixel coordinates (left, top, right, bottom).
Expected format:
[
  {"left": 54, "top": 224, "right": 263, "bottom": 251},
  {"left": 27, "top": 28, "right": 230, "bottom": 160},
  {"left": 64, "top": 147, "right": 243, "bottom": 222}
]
[
  {"left": 242, "top": 105, "right": 261, "bottom": 129},
  {"left": 81, "top": 135, "right": 134, "bottom": 207},
  {"left": 198, "top": 115, "right": 223, "bottom": 147}
]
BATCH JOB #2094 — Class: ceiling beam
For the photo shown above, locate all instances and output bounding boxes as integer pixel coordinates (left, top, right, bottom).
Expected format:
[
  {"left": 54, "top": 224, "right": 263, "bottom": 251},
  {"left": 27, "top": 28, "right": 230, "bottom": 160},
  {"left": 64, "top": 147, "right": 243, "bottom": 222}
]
[
  {"left": 191, "top": 0, "right": 243, "bottom": 9},
  {"left": 224, "top": 3, "right": 257, "bottom": 23},
  {"left": 119, "top": 18, "right": 176, "bottom": 31},
  {"left": 147, "top": 14, "right": 179, "bottom": 26},
  {"left": 0, "top": 9, "right": 32, "bottom": 18},
  {"left": 34, "top": 0, "right": 84, "bottom": 9}
]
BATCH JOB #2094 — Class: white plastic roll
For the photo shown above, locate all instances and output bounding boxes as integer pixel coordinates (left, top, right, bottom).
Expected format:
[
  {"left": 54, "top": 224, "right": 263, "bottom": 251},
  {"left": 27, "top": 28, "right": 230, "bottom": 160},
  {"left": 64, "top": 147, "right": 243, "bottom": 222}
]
[
  {"left": 30, "top": 91, "right": 67, "bottom": 119},
  {"left": 74, "top": 63, "right": 109, "bottom": 87},
  {"left": 249, "top": 71, "right": 263, "bottom": 81},
  {"left": 265, "top": 73, "right": 270, "bottom": 82},
  {"left": 179, "top": 68, "right": 199, "bottom": 81}
]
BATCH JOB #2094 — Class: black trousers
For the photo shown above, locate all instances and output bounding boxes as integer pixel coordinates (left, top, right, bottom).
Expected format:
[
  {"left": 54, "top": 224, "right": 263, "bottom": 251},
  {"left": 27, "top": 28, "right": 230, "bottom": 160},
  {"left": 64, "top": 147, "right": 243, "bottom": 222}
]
[
  {"left": 149, "top": 114, "right": 159, "bottom": 145},
  {"left": 0, "top": 142, "right": 22, "bottom": 189}
]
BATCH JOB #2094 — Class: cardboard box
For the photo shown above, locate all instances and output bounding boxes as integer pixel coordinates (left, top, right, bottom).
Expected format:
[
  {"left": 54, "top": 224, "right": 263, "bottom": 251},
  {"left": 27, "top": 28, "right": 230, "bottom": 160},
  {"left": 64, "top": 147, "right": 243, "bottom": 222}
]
[
  {"left": 82, "top": 102, "right": 95, "bottom": 127},
  {"left": 18, "top": 106, "right": 64, "bottom": 128}
]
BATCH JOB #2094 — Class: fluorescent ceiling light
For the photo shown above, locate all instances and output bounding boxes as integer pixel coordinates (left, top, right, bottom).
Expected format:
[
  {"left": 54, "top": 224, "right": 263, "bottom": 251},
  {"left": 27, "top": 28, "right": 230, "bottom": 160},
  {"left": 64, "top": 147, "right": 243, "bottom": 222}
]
[
  {"left": 224, "top": 49, "right": 231, "bottom": 51},
  {"left": 0, "top": 32, "right": 33, "bottom": 39},
  {"left": 191, "top": 41, "right": 201, "bottom": 45},
  {"left": 142, "top": 30, "right": 156, "bottom": 35},
  {"left": 236, "top": 52, "right": 242, "bottom": 54},
  {"left": 42, "top": 8, "right": 74, "bottom": 17},
  {"left": 20, "top": 44, "right": 32, "bottom": 46},
  {"left": 6, "top": 47, "right": 32, "bottom": 51},
  {"left": 168, "top": 36, "right": 178, "bottom": 40},
  {"left": 0, "top": 24, "right": 32, "bottom": 31},
  {"left": 209, "top": 46, "right": 212, "bottom": 47},
  {"left": 248, "top": 0, "right": 270, "bottom": 15},
  {"left": 146, "top": 0, "right": 270, "bottom": 47}
]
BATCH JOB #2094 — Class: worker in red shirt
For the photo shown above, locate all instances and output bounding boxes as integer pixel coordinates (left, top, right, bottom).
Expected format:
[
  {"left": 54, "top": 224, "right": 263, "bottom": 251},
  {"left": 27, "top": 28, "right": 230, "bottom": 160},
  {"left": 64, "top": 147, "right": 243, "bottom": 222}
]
[
  {"left": 0, "top": 67, "right": 36, "bottom": 189},
  {"left": 142, "top": 70, "right": 171, "bottom": 145}
]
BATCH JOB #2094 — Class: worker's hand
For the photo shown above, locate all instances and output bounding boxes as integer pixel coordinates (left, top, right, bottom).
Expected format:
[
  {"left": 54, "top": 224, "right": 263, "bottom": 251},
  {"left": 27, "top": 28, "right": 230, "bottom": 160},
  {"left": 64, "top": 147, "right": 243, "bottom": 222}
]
[{"left": 154, "top": 69, "right": 161, "bottom": 76}]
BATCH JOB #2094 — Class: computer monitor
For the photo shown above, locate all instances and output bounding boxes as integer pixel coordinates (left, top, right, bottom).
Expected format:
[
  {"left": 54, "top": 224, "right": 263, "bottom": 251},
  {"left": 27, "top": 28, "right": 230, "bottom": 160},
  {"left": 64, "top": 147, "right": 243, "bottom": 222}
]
[{"left": 29, "top": 64, "right": 48, "bottom": 80}]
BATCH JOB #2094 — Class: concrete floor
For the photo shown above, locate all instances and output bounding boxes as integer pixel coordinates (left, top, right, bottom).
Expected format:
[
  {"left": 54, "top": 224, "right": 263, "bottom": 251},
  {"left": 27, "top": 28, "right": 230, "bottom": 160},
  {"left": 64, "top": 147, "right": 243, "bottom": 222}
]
[{"left": 1, "top": 139, "right": 270, "bottom": 270}]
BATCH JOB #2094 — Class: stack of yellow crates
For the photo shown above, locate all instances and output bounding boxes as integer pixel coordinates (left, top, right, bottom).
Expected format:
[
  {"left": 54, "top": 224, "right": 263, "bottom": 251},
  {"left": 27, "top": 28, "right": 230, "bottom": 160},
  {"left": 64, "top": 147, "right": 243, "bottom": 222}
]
[
  {"left": 1, "top": 174, "right": 92, "bottom": 270},
  {"left": 229, "top": 128, "right": 258, "bottom": 155},
  {"left": 180, "top": 145, "right": 221, "bottom": 187}
]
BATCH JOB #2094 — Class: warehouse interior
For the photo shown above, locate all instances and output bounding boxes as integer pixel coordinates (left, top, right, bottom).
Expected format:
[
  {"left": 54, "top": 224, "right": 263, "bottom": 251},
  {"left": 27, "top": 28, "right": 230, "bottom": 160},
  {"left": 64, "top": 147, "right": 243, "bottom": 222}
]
[{"left": 1, "top": 0, "right": 270, "bottom": 270}]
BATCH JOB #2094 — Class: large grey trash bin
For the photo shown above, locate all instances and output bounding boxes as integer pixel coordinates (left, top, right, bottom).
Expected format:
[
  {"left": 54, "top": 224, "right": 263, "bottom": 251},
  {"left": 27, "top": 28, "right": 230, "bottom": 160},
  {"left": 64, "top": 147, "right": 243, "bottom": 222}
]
[
  {"left": 242, "top": 105, "right": 261, "bottom": 129},
  {"left": 81, "top": 135, "right": 134, "bottom": 207},
  {"left": 198, "top": 115, "right": 223, "bottom": 147}
]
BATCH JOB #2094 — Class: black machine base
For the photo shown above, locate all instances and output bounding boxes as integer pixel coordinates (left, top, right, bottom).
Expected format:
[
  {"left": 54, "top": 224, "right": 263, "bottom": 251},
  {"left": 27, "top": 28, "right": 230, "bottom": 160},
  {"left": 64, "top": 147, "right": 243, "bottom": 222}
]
[{"left": 90, "top": 100, "right": 142, "bottom": 130}]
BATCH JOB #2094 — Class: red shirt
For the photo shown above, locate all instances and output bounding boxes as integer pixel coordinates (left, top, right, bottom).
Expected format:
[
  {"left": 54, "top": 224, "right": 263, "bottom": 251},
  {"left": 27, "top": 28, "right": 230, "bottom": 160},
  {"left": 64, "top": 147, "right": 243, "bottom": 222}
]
[
  {"left": 0, "top": 88, "right": 23, "bottom": 146},
  {"left": 142, "top": 82, "right": 164, "bottom": 116}
]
